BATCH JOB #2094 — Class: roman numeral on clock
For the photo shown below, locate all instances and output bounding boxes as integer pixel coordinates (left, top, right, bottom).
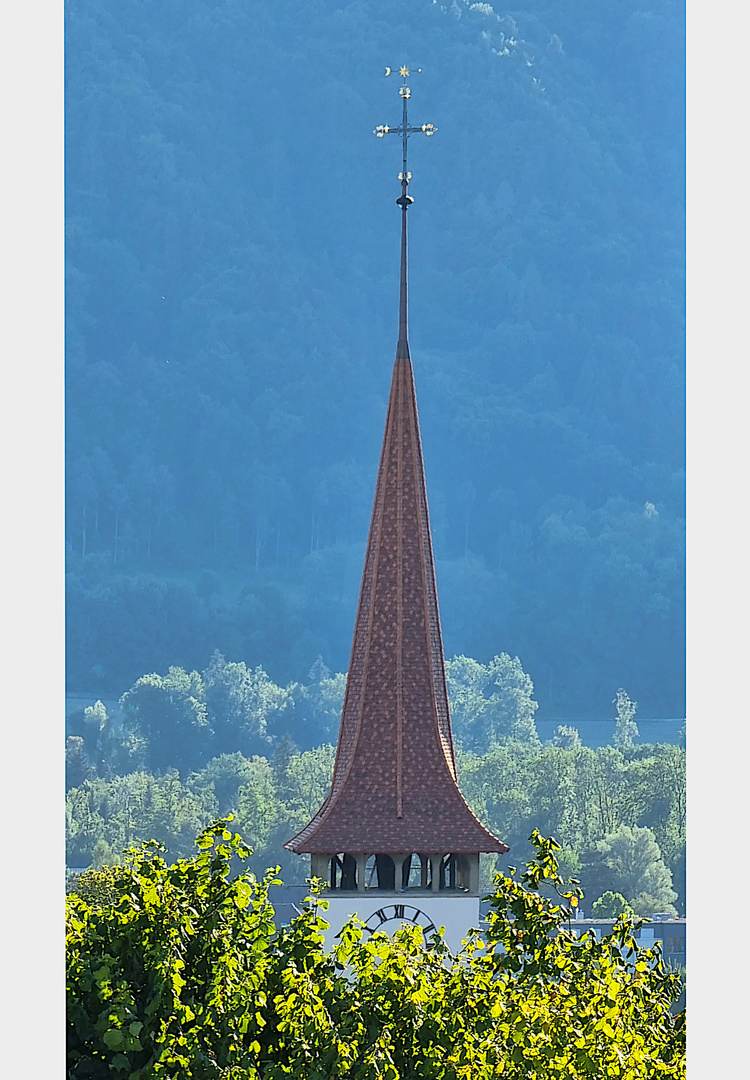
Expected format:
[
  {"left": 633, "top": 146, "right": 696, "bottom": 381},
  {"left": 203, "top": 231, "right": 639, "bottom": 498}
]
[{"left": 363, "top": 904, "right": 437, "bottom": 938}]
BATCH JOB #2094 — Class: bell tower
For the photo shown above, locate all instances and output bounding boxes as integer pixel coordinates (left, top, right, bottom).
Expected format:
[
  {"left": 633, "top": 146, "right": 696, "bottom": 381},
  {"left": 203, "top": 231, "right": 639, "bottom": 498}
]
[{"left": 284, "top": 68, "right": 508, "bottom": 951}]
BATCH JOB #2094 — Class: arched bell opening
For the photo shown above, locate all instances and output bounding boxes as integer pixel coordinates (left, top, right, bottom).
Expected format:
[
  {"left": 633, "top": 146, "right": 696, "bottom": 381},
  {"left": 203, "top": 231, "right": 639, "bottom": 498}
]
[
  {"left": 365, "top": 854, "right": 396, "bottom": 890},
  {"left": 453, "top": 854, "right": 471, "bottom": 891},
  {"left": 317, "top": 853, "right": 358, "bottom": 891},
  {"left": 401, "top": 853, "right": 430, "bottom": 890},
  {"left": 440, "top": 854, "right": 465, "bottom": 891},
  {"left": 437, "top": 853, "right": 478, "bottom": 893}
]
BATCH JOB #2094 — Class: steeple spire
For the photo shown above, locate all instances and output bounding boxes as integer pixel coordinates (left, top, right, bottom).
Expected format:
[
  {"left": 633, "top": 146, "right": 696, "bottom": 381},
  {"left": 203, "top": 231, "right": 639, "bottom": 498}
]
[{"left": 285, "top": 71, "right": 506, "bottom": 863}]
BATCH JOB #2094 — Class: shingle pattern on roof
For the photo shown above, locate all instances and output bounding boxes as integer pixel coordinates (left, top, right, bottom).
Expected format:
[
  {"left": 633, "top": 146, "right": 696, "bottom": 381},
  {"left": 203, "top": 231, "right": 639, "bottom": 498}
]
[{"left": 285, "top": 340, "right": 507, "bottom": 856}]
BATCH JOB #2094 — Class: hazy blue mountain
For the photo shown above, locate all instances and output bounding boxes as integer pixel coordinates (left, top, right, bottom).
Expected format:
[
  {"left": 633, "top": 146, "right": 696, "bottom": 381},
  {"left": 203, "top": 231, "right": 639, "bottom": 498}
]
[{"left": 65, "top": 0, "right": 685, "bottom": 720}]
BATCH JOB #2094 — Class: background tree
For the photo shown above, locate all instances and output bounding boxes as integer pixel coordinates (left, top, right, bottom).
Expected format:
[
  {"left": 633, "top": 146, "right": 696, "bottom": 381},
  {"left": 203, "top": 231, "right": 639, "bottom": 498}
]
[
  {"left": 188, "top": 752, "right": 267, "bottom": 817},
  {"left": 66, "top": 771, "right": 215, "bottom": 866},
  {"left": 446, "top": 653, "right": 539, "bottom": 751},
  {"left": 613, "top": 687, "right": 639, "bottom": 748},
  {"left": 582, "top": 825, "right": 677, "bottom": 917},
  {"left": 283, "top": 744, "right": 336, "bottom": 823},
  {"left": 202, "top": 651, "right": 291, "bottom": 757},
  {"left": 120, "top": 667, "right": 212, "bottom": 775},
  {"left": 66, "top": 784, "right": 107, "bottom": 868},
  {"left": 289, "top": 657, "right": 347, "bottom": 746},
  {"left": 552, "top": 724, "right": 582, "bottom": 750},
  {"left": 66, "top": 736, "right": 96, "bottom": 790},
  {"left": 591, "top": 891, "right": 634, "bottom": 919},
  {"left": 232, "top": 757, "right": 282, "bottom": 862}
]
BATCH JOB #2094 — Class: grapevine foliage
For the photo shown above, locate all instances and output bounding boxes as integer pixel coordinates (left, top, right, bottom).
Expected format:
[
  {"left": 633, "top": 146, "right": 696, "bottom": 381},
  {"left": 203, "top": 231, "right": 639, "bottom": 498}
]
[{"left": 67, "top": 821, "right": 685, "bottom": 1078}]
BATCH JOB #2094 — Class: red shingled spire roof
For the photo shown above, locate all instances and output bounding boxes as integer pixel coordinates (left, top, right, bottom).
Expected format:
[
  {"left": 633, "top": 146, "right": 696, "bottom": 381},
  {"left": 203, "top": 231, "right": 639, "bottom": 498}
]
[{"left": 285, "top": 189, "right": 507, "bottom": 857}]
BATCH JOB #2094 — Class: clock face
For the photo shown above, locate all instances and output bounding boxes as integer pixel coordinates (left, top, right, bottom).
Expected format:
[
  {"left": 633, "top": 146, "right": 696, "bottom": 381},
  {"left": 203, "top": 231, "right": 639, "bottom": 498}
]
[{"left": 363, "top": 903, "right": 436, "bottom": 936}]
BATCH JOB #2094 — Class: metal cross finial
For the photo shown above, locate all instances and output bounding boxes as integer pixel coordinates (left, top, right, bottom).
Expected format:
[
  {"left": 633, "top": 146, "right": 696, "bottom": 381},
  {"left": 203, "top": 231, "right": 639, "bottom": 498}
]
[
  {"left": 373, "top": 66, "right": 437, "bottom": 209},
  {"left": 374, "top": 68, "right": 437, "bottom": 357}
]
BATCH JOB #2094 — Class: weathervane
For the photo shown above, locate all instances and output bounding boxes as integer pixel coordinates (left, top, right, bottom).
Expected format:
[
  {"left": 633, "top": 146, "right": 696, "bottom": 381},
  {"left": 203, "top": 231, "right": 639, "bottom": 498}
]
[{"left": 373, "top": 66, "right": 437, "bottom": 210}]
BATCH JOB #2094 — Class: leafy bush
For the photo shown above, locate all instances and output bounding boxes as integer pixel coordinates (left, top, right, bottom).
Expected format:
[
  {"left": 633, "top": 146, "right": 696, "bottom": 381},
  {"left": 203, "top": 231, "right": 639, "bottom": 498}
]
[
  {"left": 67, "top": 822, "right": 685, "bottom": 1078},
  {"left": 591, "top": 890, "right": 635, "bottom": 919}
]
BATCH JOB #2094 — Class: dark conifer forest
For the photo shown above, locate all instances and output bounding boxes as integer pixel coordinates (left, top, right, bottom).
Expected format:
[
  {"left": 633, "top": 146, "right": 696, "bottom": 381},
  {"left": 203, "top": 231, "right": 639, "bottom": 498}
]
[{"left": 65, "top": 0, "right": 684, "bottom": 720}]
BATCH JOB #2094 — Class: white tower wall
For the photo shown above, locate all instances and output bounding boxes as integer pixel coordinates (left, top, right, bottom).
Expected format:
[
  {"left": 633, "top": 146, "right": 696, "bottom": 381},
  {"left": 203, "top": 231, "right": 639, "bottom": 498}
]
[{"left": 320, "top": 893, "right": 481, "bottom": 954}]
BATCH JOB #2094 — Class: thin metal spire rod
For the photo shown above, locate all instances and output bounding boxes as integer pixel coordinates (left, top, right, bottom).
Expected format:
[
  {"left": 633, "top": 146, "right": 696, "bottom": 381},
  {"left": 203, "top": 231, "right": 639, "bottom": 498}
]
[
  {"left": 397, "top": 193, "right": 409, "bottom": 358},
  {"left": 373, "top": 66, "right": 437, "bottom": 360}
]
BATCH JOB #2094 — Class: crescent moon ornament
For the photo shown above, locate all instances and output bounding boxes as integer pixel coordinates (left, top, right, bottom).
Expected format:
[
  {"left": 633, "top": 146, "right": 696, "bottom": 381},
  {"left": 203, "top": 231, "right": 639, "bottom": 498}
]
[{"left": 385, "top": 66, "right": 391, "bottom": 76}]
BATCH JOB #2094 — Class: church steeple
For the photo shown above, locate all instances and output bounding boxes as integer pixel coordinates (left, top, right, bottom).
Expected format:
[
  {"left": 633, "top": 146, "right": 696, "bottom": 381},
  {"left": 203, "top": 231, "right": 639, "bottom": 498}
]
[{"left": 285, "top": 70, "right": 506, "bottom": 905}]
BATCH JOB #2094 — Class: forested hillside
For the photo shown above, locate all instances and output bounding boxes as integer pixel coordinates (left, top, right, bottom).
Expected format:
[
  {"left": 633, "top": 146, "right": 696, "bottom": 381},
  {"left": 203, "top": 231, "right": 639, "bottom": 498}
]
[
  {"left": 65, "top": 0, "right": 685, "bottom": 718},
  {"left": 66, "top": 652, "right": 686, "bottom": 913}
]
